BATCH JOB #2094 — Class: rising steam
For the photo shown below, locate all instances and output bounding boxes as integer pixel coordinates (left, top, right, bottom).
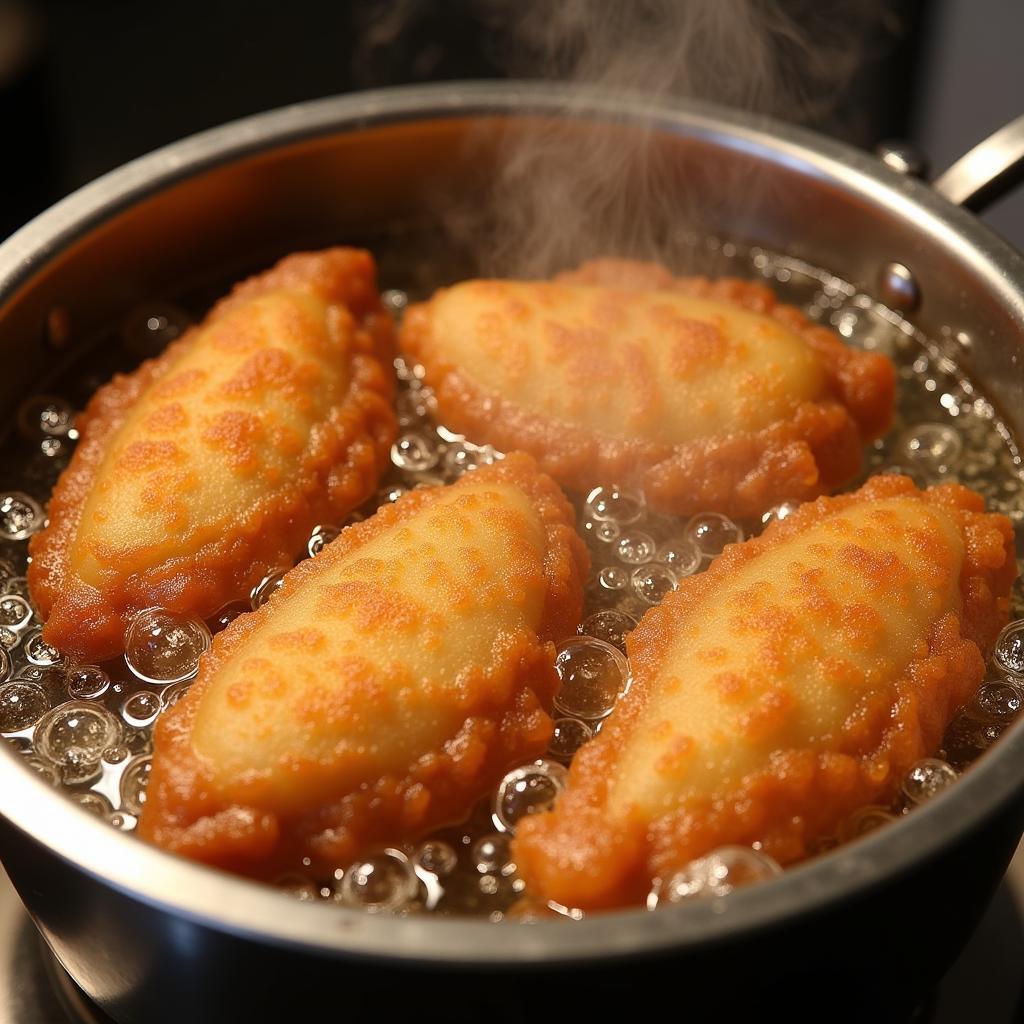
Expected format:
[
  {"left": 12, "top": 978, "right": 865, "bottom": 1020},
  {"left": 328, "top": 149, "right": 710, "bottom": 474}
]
[{"left": 357, "top": 0, "right": 895, "bottom": 276}]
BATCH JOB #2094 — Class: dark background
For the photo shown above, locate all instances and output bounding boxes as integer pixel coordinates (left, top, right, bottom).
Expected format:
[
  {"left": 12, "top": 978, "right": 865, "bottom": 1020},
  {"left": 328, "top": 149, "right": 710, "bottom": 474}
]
[{"left": 2, "top": 0, "right": 1023, "bottom": 243}]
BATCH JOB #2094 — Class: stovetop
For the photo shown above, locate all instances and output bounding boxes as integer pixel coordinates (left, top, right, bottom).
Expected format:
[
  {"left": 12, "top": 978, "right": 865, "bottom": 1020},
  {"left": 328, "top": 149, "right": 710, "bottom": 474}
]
[{"left": 2, "top": 850, "right": 1022, "bottom": 1024}]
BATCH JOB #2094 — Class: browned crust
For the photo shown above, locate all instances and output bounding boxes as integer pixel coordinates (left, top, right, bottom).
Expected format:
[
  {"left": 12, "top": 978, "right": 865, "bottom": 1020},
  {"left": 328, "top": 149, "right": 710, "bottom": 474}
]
[
  {"left": 137, "top": 453, "right": 589, "bottom": 877},
  {"left": 400, "top": 258, "right": 895, "bottom": 519},
  {"left": 28, "top": 249, "right": 397, "bottom": 662},
  {"left": 512, "top": 475, "right": 1016, "bottom": 910}
]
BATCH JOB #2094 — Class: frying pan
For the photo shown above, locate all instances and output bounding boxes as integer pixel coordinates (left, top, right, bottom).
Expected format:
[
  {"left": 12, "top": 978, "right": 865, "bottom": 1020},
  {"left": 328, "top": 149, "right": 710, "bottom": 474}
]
[{"left": 1, "top": 82, "right": 1023, "bottom": 1023}]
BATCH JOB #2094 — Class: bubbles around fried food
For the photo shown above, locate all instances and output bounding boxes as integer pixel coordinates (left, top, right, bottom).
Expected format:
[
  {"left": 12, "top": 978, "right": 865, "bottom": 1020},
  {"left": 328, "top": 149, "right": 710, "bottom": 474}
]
[
  {"left": 137, "top": 453, "right": 588, "bottom": 878},
  {"left": 400, "top": 258, "right": 894, "bottom": 519},
  {"left": 512, "top": 475, "right": 1016, "bottom": 909},
  {"left": 28, "top": 249, "right": 397, "bottom": 662}
]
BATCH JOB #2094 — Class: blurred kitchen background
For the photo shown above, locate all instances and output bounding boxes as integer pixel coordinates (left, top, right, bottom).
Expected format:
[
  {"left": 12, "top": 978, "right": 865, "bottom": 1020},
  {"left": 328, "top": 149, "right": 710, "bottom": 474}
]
[{"left": 1, "top": 0, "right": 1022, "bottom": 244}]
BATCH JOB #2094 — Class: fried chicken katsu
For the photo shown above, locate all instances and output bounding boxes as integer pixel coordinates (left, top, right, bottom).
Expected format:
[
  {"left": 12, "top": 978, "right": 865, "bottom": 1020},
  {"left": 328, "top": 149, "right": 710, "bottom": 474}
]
[
  {"left": 400, "top": 259, "right": 894, "bottom": 519},
  {"left": 138, "top": 454, "right": 588, "bottom": 877},
  {"left": 513, "top": 475, "right": 1016, "bottom": 910},
  {"left": 28, "top": 249, "right": 396, "bottom": 662}
]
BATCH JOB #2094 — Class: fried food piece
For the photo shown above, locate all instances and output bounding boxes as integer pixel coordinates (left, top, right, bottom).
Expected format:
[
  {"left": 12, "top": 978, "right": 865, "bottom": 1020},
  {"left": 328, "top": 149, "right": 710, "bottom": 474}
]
[
  {"left": 513, "top": 475, "right": 1016, "bottom": 910},
  {"left": 400, "top": 259, "right": 895, "bottom": 519},
  {"left": 28, "top": 249, "right": 396, "bottom": 662},
  {"left": 138, "top": 453, "right": 588, "bottom": 877}
]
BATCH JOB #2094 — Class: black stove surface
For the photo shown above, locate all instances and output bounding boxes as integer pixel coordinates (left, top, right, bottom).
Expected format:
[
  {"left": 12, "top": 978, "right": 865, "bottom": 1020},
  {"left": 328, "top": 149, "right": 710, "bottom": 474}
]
[{"left": 2, "top": 855, "right": 1021, "bottom": 1024}]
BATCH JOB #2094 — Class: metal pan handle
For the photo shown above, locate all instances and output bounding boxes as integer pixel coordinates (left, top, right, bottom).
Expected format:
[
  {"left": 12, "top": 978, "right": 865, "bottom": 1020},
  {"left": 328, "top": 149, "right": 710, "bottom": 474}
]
[{"left": 930, "top": 114, "right": 1024, "bottom": 213}]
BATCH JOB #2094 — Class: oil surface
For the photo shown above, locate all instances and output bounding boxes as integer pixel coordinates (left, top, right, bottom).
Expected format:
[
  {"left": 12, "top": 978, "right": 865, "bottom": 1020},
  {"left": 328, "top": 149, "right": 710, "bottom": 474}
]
[{"left": 1, "top": 234, "right": 1022, "bottom": 920}]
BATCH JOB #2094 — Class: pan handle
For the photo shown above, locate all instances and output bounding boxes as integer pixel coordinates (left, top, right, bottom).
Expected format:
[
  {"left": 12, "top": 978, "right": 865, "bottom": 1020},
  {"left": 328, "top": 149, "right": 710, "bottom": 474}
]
[{"left": 930, "top": 114, "right": 1024, "bottom": 213}]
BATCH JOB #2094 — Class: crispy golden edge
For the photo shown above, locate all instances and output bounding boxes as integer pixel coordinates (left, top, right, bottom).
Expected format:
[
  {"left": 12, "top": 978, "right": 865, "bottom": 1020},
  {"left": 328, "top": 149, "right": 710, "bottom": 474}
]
[
  {"left": 28, "top": 249, "right": 397, "bottom": 662},
  {"left": 137, "top": 452, "right": 589, "bottom": 877},
  {"left": 400, "top": 258, "right": 895, "bottom": 519},
  {"left": 512, "top": 475, "right": 1016, "bottom": 910}
]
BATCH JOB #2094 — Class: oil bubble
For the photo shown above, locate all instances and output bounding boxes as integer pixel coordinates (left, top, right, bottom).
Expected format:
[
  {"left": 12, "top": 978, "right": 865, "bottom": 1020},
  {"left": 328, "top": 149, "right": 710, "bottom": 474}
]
[
  {"left": 382, "top": 289, "right": 409, "bottom": 315},
  {"left": 23, "top": 628, "right": 61, "bottom": 667},
  {"left": 63, "top": 759, "right": 103, "bottom": 788},
  {"left": 0, "top": 493, "right": 44, "bottom": 542},
  {"left": 119, "top": 755, "right": 152, "bottom": 814},
  {"left": 471, "top": 834, "right": 514, "bottom": 876},
  {"left": 971, "top": 679, "right": 1023, "bottom": 721},
  {"left": 656, "top": 539, "right": 700, "bottom": 576},
  {"left": 73, "top": 791, "right": 113, "bottom": 818},
  {"left": 584, "top": 486, "right": 644, "bottom": 526},
  {"left": 993, "top": 620, "right": 1024, "bottom": 677},
  {"left": 901, "top": 758, "right": 957, "bottom": 805},
  {"left": 494, "top": 760, "right": 568, "bottom": 834},
  {"left": 17, "top": 395, "right": 74, "bottom": 439},
  {"left": 684, "top": 512, "right": 743, "bottom": 559},
  {"left": 251, "top": 570, "right": 288, "bottom": 610},
  {"left": 942, "top": 713, "right": 998, "bottom": 768},
  {"left": 554, "top": 636, "right": 629, "bottom": 720},
  {"left": 209, "top": 602, "right": 249, "bottom": 633},
  {"left": 442, "top": 444, "right": 481, "bottom": 477},
  {"left": 631, "top": 564, "right": 678, "bottom": 605},
  {"left": 616, "top": 531, "right": 656, "bottom": 565},
  {"left": 0, "top": 679, "right": 48, "bottom": 732},
  {"left": 580, "top": 609, "right": 637, "bottom": 652},
  {"left": 897, "top": 422, "right": 963, "bottom": 475},
  {"left": 122, "top": 691, "right": 162, "bottom": 728},
  {"left": 652, "top": 846, "right": 781, "bottom": 908},
  {"left": 67, "top": 665, "right": 110, "bottom": 700},
  {"left": 0, "top": 595, "right": 33, "bottom": 631},
  {"left": 124, "top": 608, "right": 211, "bottom": 684},
  {"left": 597, "top": 566, "right": 629, "bottom": 592},
  {"left": 414, "top": 840, "right": 458, "bottom": 878},
  {"left": 337, "top": 849, "right": 418, "bottom": 913},
  {"left": 391, "top": 432, "right": 440, "bottom": 472},
  {"left": 307, "top": 525, "right": 340, "bottom": 558},
  {"left": 548, "top": 717, "right": 594, "bottom": 761},
  {"left": 34, "top": 701, "right": 120, "bottom": 767}
]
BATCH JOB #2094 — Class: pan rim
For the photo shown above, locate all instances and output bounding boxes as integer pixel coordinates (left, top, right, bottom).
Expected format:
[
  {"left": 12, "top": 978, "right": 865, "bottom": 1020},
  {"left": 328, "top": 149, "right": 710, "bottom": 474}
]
[{"left": 1, "top": 79, "right": 1023, "bottom": 966}]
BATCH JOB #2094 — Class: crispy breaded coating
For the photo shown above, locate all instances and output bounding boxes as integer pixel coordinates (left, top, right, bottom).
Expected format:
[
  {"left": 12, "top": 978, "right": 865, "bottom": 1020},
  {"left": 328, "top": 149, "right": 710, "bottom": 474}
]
[
  {"left": 28, "top": 249, "right": 396, "bottom": 662},
  {"left": 138, "top": 453, "right": 588, "bottom": 878},
  {"left": 513, "top": 475, "right": 1016, "bottom": 910},
  {"left": 400, "top": 259, "right": 894, "bottom": 519}
]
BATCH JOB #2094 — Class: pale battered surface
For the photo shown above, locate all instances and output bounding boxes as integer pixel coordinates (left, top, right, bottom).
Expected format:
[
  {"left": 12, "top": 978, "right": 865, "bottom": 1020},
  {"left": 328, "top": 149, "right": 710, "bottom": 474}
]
[
  {"left": 401, "top": 259, "right": 895, "bottom": 518},
  {"left": 513, "top": 476, "right": 1016, "bottom": 909},
  {"left": 138, "top": 454, "right": 588, "bottom": 877},
  {"left": 28, "top": 249, "right": 396, "bottom": 662}
]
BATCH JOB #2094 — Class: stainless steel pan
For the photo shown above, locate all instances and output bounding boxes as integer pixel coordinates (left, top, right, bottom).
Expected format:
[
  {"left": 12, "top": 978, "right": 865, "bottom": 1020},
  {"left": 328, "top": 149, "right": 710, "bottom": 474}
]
[{"left": 1, "top": 82, "right": 1023, "bottom": 1023}]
